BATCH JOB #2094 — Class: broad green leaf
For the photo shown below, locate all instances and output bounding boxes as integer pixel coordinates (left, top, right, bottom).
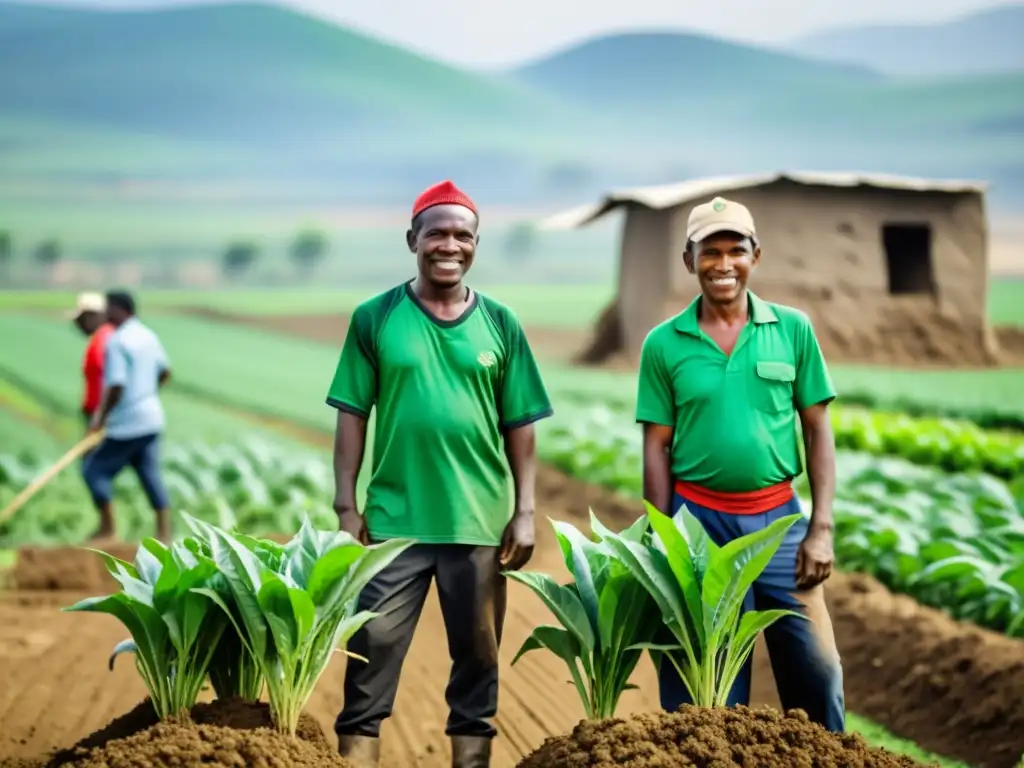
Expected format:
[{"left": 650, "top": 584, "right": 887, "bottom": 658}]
[
  {"left": 320, "top": 538, "right": 415, "bottom": 611},
  {"left": 305, "top": 544, "right": 365, "bottom": 606},
  {"left": 505, "top": 570, "right": 595, "bottom": 652},
  {"left": 602, "top": 534, "right": 687, "bottom": 637},
  {"left": 619, "top": 514, "right": 651, "bottom": 543},
  {"left": 511, "top": 625, "right": 580, "bottom": 667},
  {"left": 552, "top": 520, "right": 600, "bottom": 630},
  {"left": 135, "top": 539, "right": 167, "bottom": 584},
  {"left": 647, "top": 508, "right": 704, "bottom": 648},
  {"left": 702, "top": 514, "right": 799, "bottom": 648},
  {"left": 259, "top": 575, "right": 301, "bottom": 661}
]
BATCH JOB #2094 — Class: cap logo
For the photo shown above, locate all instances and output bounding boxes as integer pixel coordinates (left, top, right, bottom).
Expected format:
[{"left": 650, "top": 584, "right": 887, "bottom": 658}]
[{"left": 712, "top": 199, "right": 726, "bottom": 212}]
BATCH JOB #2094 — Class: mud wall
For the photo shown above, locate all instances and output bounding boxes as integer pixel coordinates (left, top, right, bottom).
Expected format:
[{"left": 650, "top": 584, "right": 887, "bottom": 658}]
[
  {"left": 615, "top": 181, "right": 995, "bottom": 366},
  {"left": 617, "top": 204, "right": 683, "bottom": 355}
]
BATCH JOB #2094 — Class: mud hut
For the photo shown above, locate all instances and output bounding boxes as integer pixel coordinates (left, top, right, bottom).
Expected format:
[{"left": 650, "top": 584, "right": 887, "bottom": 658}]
[{"left": 542, "top": 172, "right": 998, "bottom": 367}]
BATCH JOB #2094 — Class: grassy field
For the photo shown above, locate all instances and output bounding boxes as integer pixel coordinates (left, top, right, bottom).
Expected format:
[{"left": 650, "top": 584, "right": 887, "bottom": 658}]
[
  {"left": 0, "top": 284, "right": 616, "bottom": 324},
  {"left": 1, "top": 277, "right": 1022, "bottom": 323},
  {"left": 3, "top": 283, "right": 1024, "bottom": 427}
]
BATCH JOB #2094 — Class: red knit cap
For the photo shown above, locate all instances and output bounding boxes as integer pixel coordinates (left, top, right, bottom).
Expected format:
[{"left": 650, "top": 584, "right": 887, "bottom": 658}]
[{"left": 411, "top": 180, "right": 477, "bottom": 218}]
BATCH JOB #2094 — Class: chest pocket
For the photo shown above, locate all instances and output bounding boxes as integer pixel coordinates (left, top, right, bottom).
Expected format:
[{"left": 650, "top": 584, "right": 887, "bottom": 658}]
[{"left": 751, "top": 360, "right": 795, "bottom": 414}]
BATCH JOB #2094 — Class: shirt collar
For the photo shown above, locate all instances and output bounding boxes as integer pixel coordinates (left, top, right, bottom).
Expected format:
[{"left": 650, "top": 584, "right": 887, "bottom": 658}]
[{"left": 673, "top": 290, "right": 777, "bottom": 336}]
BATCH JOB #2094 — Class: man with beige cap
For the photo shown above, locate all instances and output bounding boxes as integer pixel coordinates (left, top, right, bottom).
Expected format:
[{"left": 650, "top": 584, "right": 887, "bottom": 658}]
[
  {"left": 67, "top": 292, "right": 115, "bottom": 433},
  {"left": 635, "top": 196, "right": 844, "bottom": 731}
]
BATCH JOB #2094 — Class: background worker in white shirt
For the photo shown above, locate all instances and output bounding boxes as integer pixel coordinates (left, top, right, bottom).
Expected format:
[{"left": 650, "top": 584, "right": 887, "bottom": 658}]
[{"left": 84, "top": 290, "right": 174, "bottom": 542}]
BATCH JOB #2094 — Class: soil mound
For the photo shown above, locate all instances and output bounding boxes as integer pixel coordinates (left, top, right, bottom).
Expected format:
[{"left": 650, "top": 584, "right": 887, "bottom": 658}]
[
  {"left": 31, "top": 698, "right": 343, "bottom": 768},
  {"left": 827, "top": 572, "right": 1024, "bottom": 768},
  {"left": 517, "top": 706, "right": 931, "bottom": 768},
  {"left": 12, "top": 542, "right": 138, "bottom": 592}
]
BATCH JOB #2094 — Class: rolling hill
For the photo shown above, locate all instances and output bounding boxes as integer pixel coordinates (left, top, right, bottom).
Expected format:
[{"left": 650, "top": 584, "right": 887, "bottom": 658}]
[
  {"left": 790, "top": 5, "right": 1024, "bottom": 77},
  {"left": 504, "top": 29, "right": 1023, "bottom": 175},
  {"left": 509, "top": 30, "right": 882, "bottom": 109},
  {"left": 0, "top": 0, "right": 1022, "bottom": 205},
  {"left": 0, "top": 0, "right": 617, "bottom": 194}
]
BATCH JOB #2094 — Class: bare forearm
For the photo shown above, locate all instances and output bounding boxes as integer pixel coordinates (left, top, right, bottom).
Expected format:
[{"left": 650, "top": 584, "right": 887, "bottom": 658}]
[
  {"left": 804, "top": 418, "right": 836, "bottom": 532},
  {"left": 333, "top": 412, "right": 367, "bottom": 511},
  {"left": 504, "top": 425, "right": 537, "bottom": 514},
  {"left": 96, "top": 386, "right": 123, "bottom": 423},
  {"left": 642, "top": 424, "right": 674, "bottom": 515}
]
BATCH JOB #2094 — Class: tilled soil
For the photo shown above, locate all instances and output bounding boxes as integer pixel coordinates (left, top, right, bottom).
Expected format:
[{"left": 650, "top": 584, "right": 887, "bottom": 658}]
[
  {"left": 14, "top": 698, "right": 346, "bottom": 768},
  {"left": 518, "top": 706, "right": 930, "bottom": 768},
  {"left": 2, "top": 465, "right": 1023, "bottom": 767}
]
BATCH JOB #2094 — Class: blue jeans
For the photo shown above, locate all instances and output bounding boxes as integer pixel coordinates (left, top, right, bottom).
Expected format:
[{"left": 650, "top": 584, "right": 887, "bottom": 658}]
[
  {"left": 83, "top": 432, "right": 170, "bottom": 511},
  {"left": 656, "top": 492, "right": 846, "bottom": 732}
]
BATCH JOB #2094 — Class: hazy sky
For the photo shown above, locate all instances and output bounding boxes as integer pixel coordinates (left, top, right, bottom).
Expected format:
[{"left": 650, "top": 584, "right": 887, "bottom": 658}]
[{"left": 21, "top": 0, "right": 1014, "bottom": 66}]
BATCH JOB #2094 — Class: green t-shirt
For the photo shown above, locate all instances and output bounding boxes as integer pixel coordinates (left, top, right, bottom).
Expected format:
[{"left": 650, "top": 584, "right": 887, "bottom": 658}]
[
  {"left": 635, "top": 292, "right": 836, "bottom": 493},
  {"left": 326, "top": 282, "right": 554, "bottom": 545}
]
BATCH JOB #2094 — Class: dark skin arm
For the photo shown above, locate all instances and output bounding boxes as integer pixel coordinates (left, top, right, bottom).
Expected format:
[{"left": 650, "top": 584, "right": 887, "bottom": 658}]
[
  {"left": 641, "top": 423, "right": 675, "bottom": 516},
  {"left": 500, "top": 424, "right": 538, "bottom": 571},
  {"left": 88, "top": 386, "right": 123, "bottom": 432},
  {"left": 90, "top": 365, "right": 171, "bottom": 431},
  {"left": 333, "top": 410, "right": 370, "bottom": 544},
  {"left": 796, "top": 402, "right": 836, "bottom": 589}
]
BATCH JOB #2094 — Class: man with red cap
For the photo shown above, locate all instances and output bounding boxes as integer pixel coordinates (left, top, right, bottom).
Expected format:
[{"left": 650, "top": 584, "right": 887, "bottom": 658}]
[
  {"left": 67, "top": 292, "right": 115, "bottom": 434},
  {"left": 326, "top": 180, "right": 553, "bottom": 767}
]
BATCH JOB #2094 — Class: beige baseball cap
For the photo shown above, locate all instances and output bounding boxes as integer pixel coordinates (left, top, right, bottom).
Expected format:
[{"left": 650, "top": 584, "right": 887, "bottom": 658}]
[
  {"left": 65, "top": 291, "right": 106, "bottom": 319},
  {"left": 686, "top": 196, "right": 757, "bottom": 244}
]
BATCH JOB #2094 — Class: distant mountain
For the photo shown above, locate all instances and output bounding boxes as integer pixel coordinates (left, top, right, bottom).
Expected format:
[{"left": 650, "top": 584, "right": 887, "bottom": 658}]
[
  {"left": 0, "top": 0, "right": 611, "bottom": 194},
  {"left": 509, "top": 31, "right": 881, "bottom": 118},
  {"left": 790, "top": 5, "right": 1024, "bottom": 77},
  {"left": 0, "top": 1, "right": 1022, "bottom": 204},
  {"left": 503, "top": 29, "right": 1021, "bottom": 156}
]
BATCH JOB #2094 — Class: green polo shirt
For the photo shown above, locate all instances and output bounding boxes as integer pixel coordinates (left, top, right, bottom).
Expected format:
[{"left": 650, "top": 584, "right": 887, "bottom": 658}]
[
  {"left": 635, "top": 292, "right": 835, "bottom": 493},
  {"left": 326, "top": 282, "right": 553, "bottom": 546}
]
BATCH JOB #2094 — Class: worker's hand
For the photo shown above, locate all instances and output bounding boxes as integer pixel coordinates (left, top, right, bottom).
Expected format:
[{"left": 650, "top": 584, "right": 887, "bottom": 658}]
[
  {"left": 795, "top": 524, "right": 834, "bottom": 589},
  {"left": 500, "top": 507, "right": 535, "bottom": 571},
  {"left": 335, "top": 504, "right": 369, "bottom": 545}
]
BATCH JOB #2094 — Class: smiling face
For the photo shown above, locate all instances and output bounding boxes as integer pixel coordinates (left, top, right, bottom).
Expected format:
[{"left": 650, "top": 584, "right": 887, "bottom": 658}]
[
  {"left": 684, "top": 231, "right": 760, "bottom": 305},
  {"left": 406, "top": 204, "right": 479, "bottom": 289}
]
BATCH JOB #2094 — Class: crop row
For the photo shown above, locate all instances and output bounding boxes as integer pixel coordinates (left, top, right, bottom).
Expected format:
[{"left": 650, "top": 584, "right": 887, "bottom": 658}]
[
  {"left": 5, "top": 402, "right": 1023, "bottom": 636},
  {"left": 0, "top": 440, "right": 335, "bottom": 547},
  {"left": 539, "top": 402, "right": 1024, "bottom": 637},
  {"left": 548, "top": 390, "right": 1024, "bottom": 481}
]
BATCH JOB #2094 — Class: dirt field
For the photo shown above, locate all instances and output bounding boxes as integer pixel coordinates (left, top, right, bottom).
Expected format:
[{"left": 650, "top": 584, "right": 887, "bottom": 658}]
[{"left": 2, "top": 465, "right": 1024, "bottom": 768}]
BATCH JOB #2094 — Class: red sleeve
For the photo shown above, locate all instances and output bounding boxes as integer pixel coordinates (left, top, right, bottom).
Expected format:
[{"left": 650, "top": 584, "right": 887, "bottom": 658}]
[{"left": 82, "top": 326, "right": 112, "bottom": 413}]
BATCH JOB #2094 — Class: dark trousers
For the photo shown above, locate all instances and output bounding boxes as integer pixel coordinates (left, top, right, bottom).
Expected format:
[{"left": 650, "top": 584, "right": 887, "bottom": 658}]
[
  {"left": 657, "top": 492, "right": 847, "bottom": 733},
  {"left": 82, "top": 432, "right": 170, "bottom": 511},
  {"left": 335, "top": 543, "right": 506, "bottom": 739}
]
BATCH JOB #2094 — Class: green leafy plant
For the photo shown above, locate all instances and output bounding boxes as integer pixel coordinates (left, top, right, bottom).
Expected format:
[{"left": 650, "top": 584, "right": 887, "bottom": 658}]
[
  {"left": 64, "top": 537, "right": 228, "bottom": 718},
  {"left": 604, "top": 502, "right": 804, "bottom": 707},
  {"left": 506, "top": 512, "right": 660, "bottom": 719},
  {"left": 185, "top": 514, "right": 414, "bottom": 735}
]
